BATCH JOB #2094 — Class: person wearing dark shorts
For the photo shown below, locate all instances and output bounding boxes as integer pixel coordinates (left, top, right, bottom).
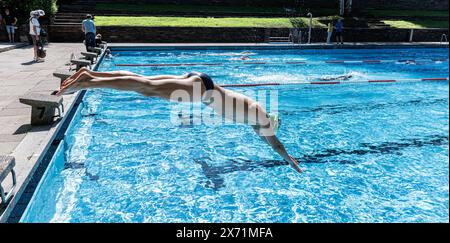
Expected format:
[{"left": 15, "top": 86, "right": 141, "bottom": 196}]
[
  {"left": 3, "top": 8, "right": 17, "bottom": 43},
  {"left": 82, "top": 14, "right": 96, "bottom": 51},
  {"left": 335, "top": 19, "right": 344, "bottom": 45}
]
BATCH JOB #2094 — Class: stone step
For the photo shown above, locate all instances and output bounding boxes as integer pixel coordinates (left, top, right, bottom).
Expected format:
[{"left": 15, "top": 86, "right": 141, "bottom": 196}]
[
  {"left": 269, "top": 37, "right": 290, "bottom": 39},
  {"left": 54, "top": 15, "right": 86, "bottom": 18},
  {"left": 269, "top": 37, "right": 290, "bottom": 42},
  {"left": 60, "top": 5, "right": 94, "bottom": 9},
  {"left": 53, "top": 20, "right": 83, "bottom": 24},
  {"left": 55, "top": 13, "right": 89, "bottom": 17},
  {"left": 55, "top": 12, "right": 88, "bottom": 15},
  {"left": 51, "top": 23, "right": 82, "bottom": 25},
  {"left": 54, "top": 18, "right": 83, "bottom": 22}
]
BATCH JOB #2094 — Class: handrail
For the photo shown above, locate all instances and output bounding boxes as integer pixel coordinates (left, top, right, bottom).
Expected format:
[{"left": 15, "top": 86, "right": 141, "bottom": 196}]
[
  {"left": 307, "top": 12, "right": 313, "bottom": 44},
  {"left": 440, "top": 34, "right": 448, "bottom": 43}
]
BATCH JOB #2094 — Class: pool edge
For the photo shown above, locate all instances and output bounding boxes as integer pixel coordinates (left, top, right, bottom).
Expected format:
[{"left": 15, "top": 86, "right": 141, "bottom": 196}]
[{"left": 107, "top": 42, "right": 449, "bottom": 50}]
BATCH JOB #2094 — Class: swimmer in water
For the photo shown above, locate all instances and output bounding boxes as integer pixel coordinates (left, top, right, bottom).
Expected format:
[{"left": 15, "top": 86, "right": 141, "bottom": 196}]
[
  {"left": 57, "top": 68, "right": 302, "bottom": 173},
  {"left": 320, "top": 74, "right": 353, "bottom": 81},
  {"left": 240, "top": 56, "right": 251, "bottom": 60}
]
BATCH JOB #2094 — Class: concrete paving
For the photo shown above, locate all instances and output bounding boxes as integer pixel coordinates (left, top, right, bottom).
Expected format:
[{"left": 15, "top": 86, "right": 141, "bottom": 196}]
[
  {"left": 0, "top": 43, "right": 83, "bottom": 221},
  {"left": 0, "top": 42, "right": 28, "bottom": 53},
  {"left": 0, "top": 43, "right": 83, "bottom": 154}
]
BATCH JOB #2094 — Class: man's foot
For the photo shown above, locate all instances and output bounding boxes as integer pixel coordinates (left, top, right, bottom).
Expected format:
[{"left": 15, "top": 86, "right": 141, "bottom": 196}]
[
  {"left": 61, "top": 67, "right": 90, "bottom": 87},
  {"left": 57, "top": 71, "right": 93, "bottom": 96}
]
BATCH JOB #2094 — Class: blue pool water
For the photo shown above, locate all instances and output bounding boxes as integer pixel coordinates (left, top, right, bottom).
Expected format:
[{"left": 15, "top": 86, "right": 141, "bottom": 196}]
[{"left": 21, "top": 48, "right": 449, "bottom": 222}]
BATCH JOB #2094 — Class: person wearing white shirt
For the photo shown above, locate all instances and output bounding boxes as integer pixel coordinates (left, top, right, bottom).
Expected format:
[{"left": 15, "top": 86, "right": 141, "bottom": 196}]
[{"left": 29, "top": 10, "right": 43, "bottom": 62}]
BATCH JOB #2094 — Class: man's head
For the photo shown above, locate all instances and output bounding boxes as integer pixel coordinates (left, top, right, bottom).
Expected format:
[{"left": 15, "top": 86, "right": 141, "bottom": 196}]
[
  {"left": 5, "top": 8, "right": 9, "bottom": 15},
  {"left": 268, "top": 113, "right": 281, "bottom": 133},
  {"left": 86, "top": 14, "right": 92, "bottom": 19}
]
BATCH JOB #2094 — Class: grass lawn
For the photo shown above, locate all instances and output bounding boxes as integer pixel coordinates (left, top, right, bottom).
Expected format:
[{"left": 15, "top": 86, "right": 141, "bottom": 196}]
[
  {"left": 383, "top": 20, "right": 449, "bottom": 29},
  {"left": 94, "top": 16, "right": 447, "bottom": 29},
  {"left": 95, "top": 16, "right": 327, "bottom": 28},
  {"left": 96, "top": 3, "right": 286, "bottom": 14},
  {"left": 363, "top": 10, "right": 449, "bottom": 17},
  {"left": 96, "top": 3, "right": 339, "bottom": 16}
]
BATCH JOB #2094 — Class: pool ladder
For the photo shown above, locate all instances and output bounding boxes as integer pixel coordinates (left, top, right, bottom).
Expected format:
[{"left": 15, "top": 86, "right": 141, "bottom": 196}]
[
  {"left": 307, "top": 13, "right": 313, "bottom": 44},
  {"left": 440, "top": 34, "right": 448, "bottom": 44}
]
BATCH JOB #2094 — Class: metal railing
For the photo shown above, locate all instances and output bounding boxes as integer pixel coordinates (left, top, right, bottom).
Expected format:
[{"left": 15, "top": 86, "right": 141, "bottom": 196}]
[
  {"left": 440, "top": 34, "right": 448, "bottom": 43},
  {"left": 307, "top": 12, "right": 313, "bottom": 44}
]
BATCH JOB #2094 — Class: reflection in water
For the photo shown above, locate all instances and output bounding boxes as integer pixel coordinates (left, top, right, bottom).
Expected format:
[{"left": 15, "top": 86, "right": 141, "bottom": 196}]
[
  {"left": 287, "top": 98, "right": 449, "bottom": 116},
  {"left": 195, "top": 135, "right": 449, "bottom": 189}
]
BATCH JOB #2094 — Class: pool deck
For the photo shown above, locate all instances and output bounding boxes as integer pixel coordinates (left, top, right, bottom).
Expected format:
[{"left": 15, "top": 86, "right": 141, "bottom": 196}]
[
  {"left": 0, "top": 43, "right": 82, "bottom": 222},
  {"left": 0, "top": 42, "right": 29, "bottom": 53},
  {"left": 0, "top": 41, "right": 448, "bottom": 222}
]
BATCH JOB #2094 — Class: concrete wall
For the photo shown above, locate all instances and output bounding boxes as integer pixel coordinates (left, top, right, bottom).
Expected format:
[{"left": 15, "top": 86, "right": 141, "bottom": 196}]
[{"left": 48, "top": 25, "right": 449, "bottom": 43}]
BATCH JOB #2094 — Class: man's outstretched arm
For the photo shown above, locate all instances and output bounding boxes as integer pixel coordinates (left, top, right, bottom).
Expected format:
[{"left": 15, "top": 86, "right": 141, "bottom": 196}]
[{"left": 252, "top": 125, "right": 302, "bottom": 173}]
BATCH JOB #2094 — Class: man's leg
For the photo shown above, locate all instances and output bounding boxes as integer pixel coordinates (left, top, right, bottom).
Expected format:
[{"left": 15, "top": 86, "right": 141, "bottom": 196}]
[
  {"left": 58, "top": 70, "right": 199, "bottom": 99},
  {"left": 11, "top": 27, "right": 14, "bottom": 43},
  {"left": 32, "top": 36, "right": 38, "bottom": 60},
  {"left": 88, "top": 33, "right": 96, "bottom": 51},
  {"left": 58, "top": 71, "right": 188, "bottom": 96},
  {"left": 85, "top": 70, "right": 183, "bottom": 80},
  {"left": 85, "top": 33, "right": 94, "bottom": 52},
  {"left": 7, "top": 27, "right": 12, "bottom": 42},
  {"left": 59, "top": 72, "right": 144, "bottom": 95},
  {"left": 62, "top": 69, "right": 185, "bottom": 87}
]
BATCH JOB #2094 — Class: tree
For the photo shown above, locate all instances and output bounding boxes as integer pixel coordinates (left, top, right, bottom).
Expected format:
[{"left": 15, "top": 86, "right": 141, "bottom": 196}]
[
  {"left": 339, "top": 0, "right": 353, "bottom": 16},
  {"left": 0, "top": 0, "right": 58, "bottom": 19}
]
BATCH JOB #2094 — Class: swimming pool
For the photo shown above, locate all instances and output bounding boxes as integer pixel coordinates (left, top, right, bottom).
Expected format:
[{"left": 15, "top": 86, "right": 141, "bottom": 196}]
[{"left": 20, "top": 47, "right": 449, "bottom": 223}]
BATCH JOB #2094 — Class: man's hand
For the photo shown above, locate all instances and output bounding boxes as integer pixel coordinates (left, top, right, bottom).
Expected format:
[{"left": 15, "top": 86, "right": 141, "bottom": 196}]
[
  {"left": 36, "top": 35, "right": 40, "bottom": 41},
  {"left": 288, "top": 155, "right": 302, "bottom": 173},
  {"left": 252, "top": 125, "right": 303, "bottom": 173}
]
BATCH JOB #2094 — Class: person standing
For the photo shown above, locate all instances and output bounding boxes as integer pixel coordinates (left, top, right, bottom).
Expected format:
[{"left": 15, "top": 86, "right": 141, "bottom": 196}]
[
  {"left": 82, "top": 14, "right": 96, "bottom": 52},
  {"left": 326, "top": 21, "right": 334, "bottom": 44},
  {"left": 29, "top": 10, "right": 43, "bottom": 62},
  {"left": 3, "top": 8, "right": 17, "bottom": 43},
  {"left": 335, "top": 19, "right": 344, "bottom": 44}
]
